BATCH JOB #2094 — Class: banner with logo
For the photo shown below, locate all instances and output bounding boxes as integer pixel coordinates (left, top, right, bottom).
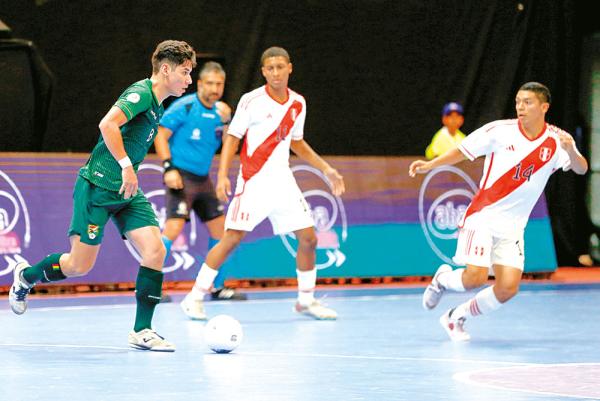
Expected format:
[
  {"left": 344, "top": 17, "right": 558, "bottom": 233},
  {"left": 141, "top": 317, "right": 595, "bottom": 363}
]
[{"left": 0, "top": 153, "right": 557, "bottom": 285}]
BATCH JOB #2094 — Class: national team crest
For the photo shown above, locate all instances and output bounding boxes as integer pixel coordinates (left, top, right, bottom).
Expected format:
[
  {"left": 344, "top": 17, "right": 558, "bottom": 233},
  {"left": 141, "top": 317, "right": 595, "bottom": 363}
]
[
  {"left": 87, "top": 224, "right": 99, "bottom": 239},
  {"left": 539, "top": 147, "right": 552, "bottom": 162}
]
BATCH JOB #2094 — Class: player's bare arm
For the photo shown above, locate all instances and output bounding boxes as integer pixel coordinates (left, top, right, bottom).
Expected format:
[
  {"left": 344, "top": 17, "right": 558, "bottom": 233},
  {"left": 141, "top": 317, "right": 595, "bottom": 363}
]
[
  {"left": 409, "top": 147, "right": 467, "bottom": 177},
  {"left": 98, "top": 106, "right": 138, "bottom": 199},
  {"left": 155, "top": 126, "right": 183, "bottom": 190},
  {"left": 216, "top": 134, "right": 241, "bottom": 202},
  {"left": 290, "top": 139, "right": 345, "bottom": 196},
  {"left": 557, "top": 131, "right": 588, "bottom": 175}
]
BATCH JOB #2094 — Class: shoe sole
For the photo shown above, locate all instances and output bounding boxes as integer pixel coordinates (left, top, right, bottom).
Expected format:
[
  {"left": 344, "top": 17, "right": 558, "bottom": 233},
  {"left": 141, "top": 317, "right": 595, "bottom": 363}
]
[
  {"left": 210, "top": 296, "right": 248, "bottom": 301},
  {"left": 128, "top": 343, "right": 176, "bottom": 352},
  {"left": 293, "top": 306, "right": 337, "bottom": 320}
]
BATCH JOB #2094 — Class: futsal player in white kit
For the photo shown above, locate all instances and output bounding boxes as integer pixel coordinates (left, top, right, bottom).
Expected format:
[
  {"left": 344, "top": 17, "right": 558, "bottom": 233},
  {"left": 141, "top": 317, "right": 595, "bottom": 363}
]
[
  {"left": 180, "top": 46, "right": 345, "bottom": 320},
  {"left": 409, "top": 82, "right": 588, "bottom": 341}
]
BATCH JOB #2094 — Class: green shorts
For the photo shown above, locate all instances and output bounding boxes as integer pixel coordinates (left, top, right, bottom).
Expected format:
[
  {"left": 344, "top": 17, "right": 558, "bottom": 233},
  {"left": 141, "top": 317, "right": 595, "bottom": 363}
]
[{"left": 68, "top": 176, "right": 159, "bottom": 245}]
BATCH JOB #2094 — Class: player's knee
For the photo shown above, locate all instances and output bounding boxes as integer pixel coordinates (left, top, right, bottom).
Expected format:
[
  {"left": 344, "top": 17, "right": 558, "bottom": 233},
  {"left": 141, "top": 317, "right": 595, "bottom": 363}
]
[
  {"left": 494, "top": 283, "right": 520, "bottom": 303},
  {"left": 222, "top": 231, "right": 244, "bottom": 250},
  {"left": 297, "top": 232, "right": 317, "bottom": 251},
  {"left": 144, "top": 244, "right": 166, "bottom": 267},
  {"left": 62, "top": 259, "right": 95, "bottom": 277},
  {"left": 462, "top": 268, "right": 488, "bottom": 289}
]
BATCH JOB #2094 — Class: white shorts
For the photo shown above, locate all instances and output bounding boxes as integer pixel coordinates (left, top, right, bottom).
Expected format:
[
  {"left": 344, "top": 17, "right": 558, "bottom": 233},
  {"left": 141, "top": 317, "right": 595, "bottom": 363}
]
[
  {"left": 452, "top": 227, "right": 525, "bottom": 270},
  {"left": 225, "top": 172, "right": 314, "bottom": 235}
]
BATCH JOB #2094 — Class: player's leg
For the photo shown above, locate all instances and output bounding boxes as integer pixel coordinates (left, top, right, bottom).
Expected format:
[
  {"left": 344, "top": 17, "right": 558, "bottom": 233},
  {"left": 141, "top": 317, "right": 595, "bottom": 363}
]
[
  {"left": 204, "top": 215, "right": 246, "bottom": 300},
  {"left": 195, "top": 184, "right": 246, "bottom": 301},
  {"left": 423, "top": 228, "right": 490, "bottom": 310},
  {"left": 116, "top": 193, "right": 173, "bottom": 351},
  {"left": 433, "top": 228, "right": 493, "bottom": 341},
  {"left": 125, "top": 225, "right": 174, "bottom": 351},
  {"left": 162, "top": 185, "right": 190, "bottom": 261},
  {"left": 9, "top": 176, "right": 106, "bottom": 314},
  {"left": 193, "top": 229, "right": 246, "bottom": 295},
  {"left": 162, "top": 218, "right": 185, "bottom": 257},
  {"left": 269, "top": 180, "right": 336, "bottom": 320},
  {"left": 291, "top": 226, "right": 336, "bottom": 320},
  {"left": 441, "top": 235, "right": 524, "bottom": 341},
  {"left": 10, "top": 237, "right": 101, "bottom": 315},
  {"left": 438, "top": 263, "right": 489, "bottom": 341},
  {"left": 180, "top": 228, "right": 247, "bottom": 320}
]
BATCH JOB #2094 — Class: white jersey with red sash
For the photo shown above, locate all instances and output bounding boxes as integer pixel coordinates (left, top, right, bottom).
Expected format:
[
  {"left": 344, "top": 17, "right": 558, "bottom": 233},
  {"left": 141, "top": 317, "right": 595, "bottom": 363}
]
[
  {"left": 457, "top": 119, "right": 573, "bottom": 238},
  {"left": 224, "top": 86, "right": 313, "bottom": 234},
  {"left": 228, "top": 85, "right": 306, "bottom": 181}
]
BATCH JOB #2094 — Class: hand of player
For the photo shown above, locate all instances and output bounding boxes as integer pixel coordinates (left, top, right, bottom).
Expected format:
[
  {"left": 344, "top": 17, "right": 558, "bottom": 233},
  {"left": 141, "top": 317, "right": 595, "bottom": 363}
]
[
  {"left": 324, "top": 167, "right": 345, "bottom": 196},
  {"left": 409, "top": 160, "right": 432, "bottom": 177},
  {"left": 119, "top": 166, "right": 138, "bottom": 199},
  {"left": 558, "top": 131, "right": 576, "bottom": 153},
  {"left": 216, "top": 101, "right": 232, "bottom": 124},
  {"left": 216, "top": 176, "right": 232, "bottom": 203},
  {"left": 163, "top": 169, "right": 184, "bottom": 190}
]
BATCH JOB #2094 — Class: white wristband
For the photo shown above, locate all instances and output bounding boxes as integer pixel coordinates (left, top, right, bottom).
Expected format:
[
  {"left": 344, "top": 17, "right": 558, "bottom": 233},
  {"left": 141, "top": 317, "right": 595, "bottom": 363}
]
[{"left": 118, "top": 156, "right": 132, "bottom": 169}]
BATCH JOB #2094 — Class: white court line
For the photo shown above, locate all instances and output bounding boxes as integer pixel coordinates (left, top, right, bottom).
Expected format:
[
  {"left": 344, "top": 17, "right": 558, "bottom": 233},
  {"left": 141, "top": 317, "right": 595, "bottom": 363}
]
[
  {"left": 239, "top": 351, "right": 536, "bottom": 366},
  {"left": 453, "top": 364, "right": 600, "bottom": 400},
  {"left": 0, "top": 342, "right": 129, "bottom": 351},
  {"left": 0, "top": 341, "right": 533, "bottom": 367}
]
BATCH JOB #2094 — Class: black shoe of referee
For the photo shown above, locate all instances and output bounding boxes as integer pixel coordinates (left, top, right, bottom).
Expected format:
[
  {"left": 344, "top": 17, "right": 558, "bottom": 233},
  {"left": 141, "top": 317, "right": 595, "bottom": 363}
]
[{"left": 210, "top": 287, "right": 247, "bottom": 301}]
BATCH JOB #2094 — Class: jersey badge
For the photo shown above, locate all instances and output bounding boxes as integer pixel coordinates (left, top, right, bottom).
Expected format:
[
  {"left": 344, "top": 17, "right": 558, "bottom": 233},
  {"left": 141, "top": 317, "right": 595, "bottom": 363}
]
[
  {"left": 126, "top": 93, "right": 141, "bottom": 103},
  {"left": 87, "top": 224, "right": 99, "bottom": 240},
  {"left": 539, "top": 147, "right": 552, "bottom": 162},
  {"left": 191, "top": 128, "right": 201, "bottom": 140}
]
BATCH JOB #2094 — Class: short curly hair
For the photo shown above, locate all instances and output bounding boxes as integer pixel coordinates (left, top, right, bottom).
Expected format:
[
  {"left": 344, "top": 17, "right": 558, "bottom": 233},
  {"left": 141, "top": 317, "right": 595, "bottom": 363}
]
[{"left": 152, "top": 40, "right": 196, "bottom": 73}]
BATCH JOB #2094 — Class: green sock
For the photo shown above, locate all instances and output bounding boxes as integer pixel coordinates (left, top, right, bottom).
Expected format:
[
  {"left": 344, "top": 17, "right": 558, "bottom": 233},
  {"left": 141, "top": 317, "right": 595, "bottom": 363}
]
[
  {"left": 133, "top": 266, "right": 163, "bottom": 332},
  {"left": 22, "top": 253, "right": 67, "bottom": 284}
]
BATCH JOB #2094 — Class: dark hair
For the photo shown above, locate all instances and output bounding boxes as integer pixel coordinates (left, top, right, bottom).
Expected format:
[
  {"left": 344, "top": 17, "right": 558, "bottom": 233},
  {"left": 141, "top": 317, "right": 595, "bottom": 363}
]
[
  {"left": 260, "top": 46, "right": 290, "bottom": 65},
  {"left": 519, "top": 82, "right": 551, "bottom": 104},
  {"left": 198, "top": 61, "right": 226, "bottom": 80},
  {"left": 152, "top": 40, "right": 196, "bottom": 73}
]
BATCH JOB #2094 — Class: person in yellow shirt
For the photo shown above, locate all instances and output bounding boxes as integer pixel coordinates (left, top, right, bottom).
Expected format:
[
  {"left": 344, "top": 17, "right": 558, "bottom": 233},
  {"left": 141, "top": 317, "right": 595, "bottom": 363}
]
[{"left": 425, "top": 102, "right": 465, "bottom": 160}]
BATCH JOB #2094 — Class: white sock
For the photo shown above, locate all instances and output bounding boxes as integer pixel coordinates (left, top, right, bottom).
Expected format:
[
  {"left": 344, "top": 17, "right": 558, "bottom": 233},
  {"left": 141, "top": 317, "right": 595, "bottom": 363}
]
[
  {"left": 296, "top": 268, "right": 316, "bottom": 306},
  {"left": 452, "top": 286, "right": 502, "bottom": 320},
  {"left": 191, "top": 263, "right": 219, "bottom": 300},
  {"left": 437, "top": 268, "right": 466, "bottom": 292}
]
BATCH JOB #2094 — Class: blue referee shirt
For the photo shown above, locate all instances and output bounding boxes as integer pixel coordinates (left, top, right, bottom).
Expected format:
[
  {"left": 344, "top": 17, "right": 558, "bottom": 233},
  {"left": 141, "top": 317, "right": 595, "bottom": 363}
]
[{"left": 159, "top": 93, "right": 225, "bottom": 176}]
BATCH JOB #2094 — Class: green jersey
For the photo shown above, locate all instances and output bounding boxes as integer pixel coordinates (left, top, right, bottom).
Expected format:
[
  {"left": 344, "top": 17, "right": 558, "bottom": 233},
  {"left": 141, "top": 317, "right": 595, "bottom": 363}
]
[{"left": 79, "top": 79, "right": 164, "bottom": 191}]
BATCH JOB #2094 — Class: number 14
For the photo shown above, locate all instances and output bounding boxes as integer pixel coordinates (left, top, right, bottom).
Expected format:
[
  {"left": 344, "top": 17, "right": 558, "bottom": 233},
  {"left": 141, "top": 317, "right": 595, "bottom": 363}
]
[{"left": 513, "top": 162, "right": 534, "bottom": 181}]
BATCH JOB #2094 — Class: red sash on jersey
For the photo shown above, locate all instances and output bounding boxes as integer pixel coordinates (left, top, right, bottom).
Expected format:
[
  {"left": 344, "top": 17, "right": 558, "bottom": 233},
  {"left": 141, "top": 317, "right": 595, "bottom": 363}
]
[
  {"left": 240, "top": 100, "right": 303, "bottom": 181},
  {"left": 462, "top": 136, "right": 557, "bottom": 221}
]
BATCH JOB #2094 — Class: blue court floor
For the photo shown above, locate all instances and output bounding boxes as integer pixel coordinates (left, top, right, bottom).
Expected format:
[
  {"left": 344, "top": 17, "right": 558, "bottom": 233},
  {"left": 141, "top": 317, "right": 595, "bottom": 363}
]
[{"left": 1, "top": 283, "right": 599, "bottom": 401}]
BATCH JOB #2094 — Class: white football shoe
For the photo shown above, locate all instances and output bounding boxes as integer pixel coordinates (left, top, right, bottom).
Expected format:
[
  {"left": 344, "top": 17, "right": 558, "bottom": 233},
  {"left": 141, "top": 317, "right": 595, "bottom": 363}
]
[
  {"left": 439, "top": 309, "right": 471, "bottom": 342},
  {"left": 422, "top": 264, "right": 452, "bottom": 310},
  {"left": 180, "top": 293, "right": 207, "bottom": 321},
  {"left": 128, "top": 328, "right": 176, "bottom": 352}
]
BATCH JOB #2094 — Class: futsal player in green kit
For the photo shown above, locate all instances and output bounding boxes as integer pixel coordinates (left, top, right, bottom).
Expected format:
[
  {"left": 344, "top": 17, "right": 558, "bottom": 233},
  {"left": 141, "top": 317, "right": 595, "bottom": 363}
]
[{"left": 8, "top": 40, "right": 196, "bottom": 352}]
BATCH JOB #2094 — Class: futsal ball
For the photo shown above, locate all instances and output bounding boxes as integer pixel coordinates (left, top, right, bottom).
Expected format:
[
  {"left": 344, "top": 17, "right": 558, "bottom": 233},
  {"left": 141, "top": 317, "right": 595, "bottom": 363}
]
[{"left": 205, "top": 314, "right": 243, "bottom": 353}]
